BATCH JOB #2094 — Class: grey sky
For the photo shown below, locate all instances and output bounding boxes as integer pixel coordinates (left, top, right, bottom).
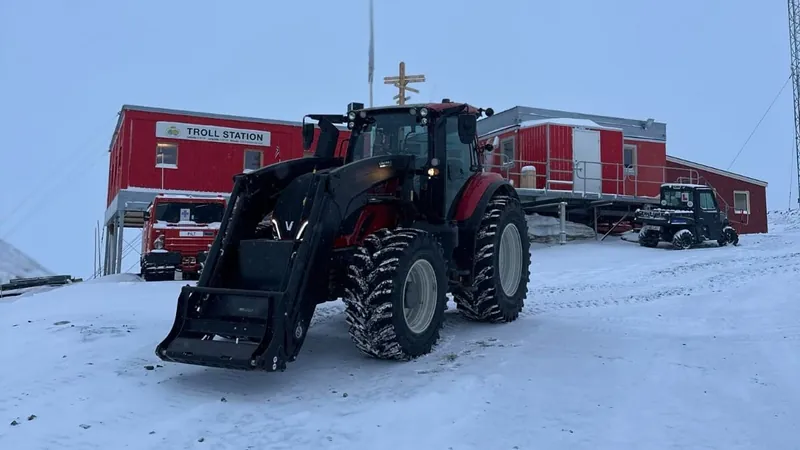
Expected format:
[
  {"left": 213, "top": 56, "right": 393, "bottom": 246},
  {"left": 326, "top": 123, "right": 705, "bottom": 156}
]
[{"left": 0, "top": 0, "right": 791, "bottom": 276}]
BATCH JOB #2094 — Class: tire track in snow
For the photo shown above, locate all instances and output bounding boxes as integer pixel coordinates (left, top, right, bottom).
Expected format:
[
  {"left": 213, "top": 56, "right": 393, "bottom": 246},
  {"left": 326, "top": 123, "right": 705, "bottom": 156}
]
[{"left": 524, "top": 250, "right": 800, "bottom": 315}]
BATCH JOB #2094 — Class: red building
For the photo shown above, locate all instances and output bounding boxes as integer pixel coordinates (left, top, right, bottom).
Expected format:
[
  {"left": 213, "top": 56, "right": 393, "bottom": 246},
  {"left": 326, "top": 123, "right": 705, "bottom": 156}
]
[
  {"left": 477, "top": 105, "right": 768, "bottom": 234},
  {"left": 665, "top": 155, "right": 768, "bottom": 234},
  {"left": 103, "top": 104, "right": 349, "bottom": 274}
]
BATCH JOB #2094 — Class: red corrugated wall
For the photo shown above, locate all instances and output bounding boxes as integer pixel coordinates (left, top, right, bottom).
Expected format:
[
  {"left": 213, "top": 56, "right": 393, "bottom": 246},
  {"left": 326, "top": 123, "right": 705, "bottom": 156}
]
[
  {"left": 107, "top": 109, "right": 349, "bottom": 206},
  {"left": 622, "top": 139, "right": 667, "bottom": 197},
  {"left": 665, "top": 159, "right": 767, "bottom": 234},
  {"left": 600, "top": 129, "right": 624, "bottom": 195}
]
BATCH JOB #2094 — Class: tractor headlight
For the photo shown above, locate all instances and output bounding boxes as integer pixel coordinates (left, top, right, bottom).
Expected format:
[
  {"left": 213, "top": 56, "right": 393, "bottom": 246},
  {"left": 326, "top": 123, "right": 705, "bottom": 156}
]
[
  {"left": 271, "top": 218, "right": 282, "bottom": 239},
  {"left": 347, "top": 121, "right": 355, "bottom": 129},
  {"left": 295, "top": 220, "right": 309, "bottom": 240},
  {"left": 348, "top": 111, "right": 357, "bottom": 120},
  {"left": 154, "top": 235, "right": 164, "bottom": 250},
  {"left": 419, "top": 107, "right": 428, "bottom": 117}
]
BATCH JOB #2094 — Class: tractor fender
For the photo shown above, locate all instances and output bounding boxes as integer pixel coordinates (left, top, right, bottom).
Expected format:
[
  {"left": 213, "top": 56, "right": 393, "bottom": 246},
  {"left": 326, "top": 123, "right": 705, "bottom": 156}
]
[
  {"left": 452, "top": 173, "right": 518, "bottom": 277},
  {"left": 453, "top": 172, "right": 518, "bottom": 224}
]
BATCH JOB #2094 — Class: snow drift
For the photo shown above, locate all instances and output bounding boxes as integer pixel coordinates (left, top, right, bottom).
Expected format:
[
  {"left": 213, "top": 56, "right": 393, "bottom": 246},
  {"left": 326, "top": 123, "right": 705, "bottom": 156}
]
[
  {"left": 526, "top": 213, "right": 596, "bottom": 243},
  {"left": 0, "top": 239, "right": 52, "bottom": 284}
]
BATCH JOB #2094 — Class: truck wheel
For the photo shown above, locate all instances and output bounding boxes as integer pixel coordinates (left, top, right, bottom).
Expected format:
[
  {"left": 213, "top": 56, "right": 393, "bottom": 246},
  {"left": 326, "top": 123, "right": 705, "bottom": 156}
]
[
  {"left": 672, "top": 229, "right": 694, "bottom": 250},
  {"left": 638, "top": 229, "right": 659, "bottom": 248},
  {"left": 452, "top": 194, "right": 531, "bottom": 323},
  {"left": 342, "top": 228, "right": 448, "bottom": 360}
]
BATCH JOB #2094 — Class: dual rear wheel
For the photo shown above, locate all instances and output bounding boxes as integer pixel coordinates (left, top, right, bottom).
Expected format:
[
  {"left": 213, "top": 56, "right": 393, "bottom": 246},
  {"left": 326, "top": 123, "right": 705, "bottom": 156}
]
[{"left": 342, "top": 195, "right": 531, "bottom": 360}]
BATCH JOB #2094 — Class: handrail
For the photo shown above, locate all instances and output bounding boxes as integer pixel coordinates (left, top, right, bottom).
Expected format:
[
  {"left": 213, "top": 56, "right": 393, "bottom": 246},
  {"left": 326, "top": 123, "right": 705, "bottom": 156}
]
[
  {"left": 482, "top": 154, "right": 750, "bottom": 226},
  {"left": 483, "top": 155, "right": 700, "bottom": 198}
]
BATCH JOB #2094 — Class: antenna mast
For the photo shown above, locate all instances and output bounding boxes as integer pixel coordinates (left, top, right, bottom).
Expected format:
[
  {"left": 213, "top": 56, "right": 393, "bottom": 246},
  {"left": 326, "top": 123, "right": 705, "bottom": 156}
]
[{"left": 789, "top": 0, "right": 800, "bottom": 207}]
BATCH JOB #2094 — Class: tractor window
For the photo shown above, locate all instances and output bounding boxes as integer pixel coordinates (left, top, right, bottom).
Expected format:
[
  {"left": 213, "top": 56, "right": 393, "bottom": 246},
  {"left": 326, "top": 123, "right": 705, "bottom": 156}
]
[
  {"left": 699, "top": 191, "right": 716, "bottom": 210},
  {"left": 349, "top": 112, "right": 428, "bottom": 165},
  {"left": 154, "top": 202, "right": 225, "bottom": 224}
]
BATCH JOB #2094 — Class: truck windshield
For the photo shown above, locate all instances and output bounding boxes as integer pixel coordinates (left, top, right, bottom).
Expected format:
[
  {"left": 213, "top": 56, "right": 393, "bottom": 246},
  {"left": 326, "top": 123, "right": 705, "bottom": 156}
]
[
  {"left": 349, "top": 112, "right": 428, "bottom": 165},
  {"left": 661, "top": 189, "right": 688, "bottom": 208},
  {"left": 154, "top": 202, "right": 225, "bottom": 224}
]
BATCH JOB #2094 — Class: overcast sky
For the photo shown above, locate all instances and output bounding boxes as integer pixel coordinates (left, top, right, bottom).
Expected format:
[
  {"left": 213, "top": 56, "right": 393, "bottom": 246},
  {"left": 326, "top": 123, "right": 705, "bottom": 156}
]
[{"left": 0, "top": 0, "right": 792, "bottom": 277}]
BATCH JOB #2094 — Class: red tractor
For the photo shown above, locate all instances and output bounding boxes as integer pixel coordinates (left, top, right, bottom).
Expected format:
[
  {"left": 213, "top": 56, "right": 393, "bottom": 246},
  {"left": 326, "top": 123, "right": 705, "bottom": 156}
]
[
  {"left": 140, "top": 194, "right": 227, "bottom": 281},
  {"left": 156, "top": 100, "right": 531, "bottom": 372}
]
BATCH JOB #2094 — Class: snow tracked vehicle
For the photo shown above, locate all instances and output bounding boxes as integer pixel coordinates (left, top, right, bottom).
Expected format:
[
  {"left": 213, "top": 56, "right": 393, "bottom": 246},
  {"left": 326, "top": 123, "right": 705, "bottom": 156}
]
[
  {"left": 634, "top": 183, "right": 739, "bottom": 250},
  {"left": 155, "top": 101, "right": 531, "bottom": 372}
]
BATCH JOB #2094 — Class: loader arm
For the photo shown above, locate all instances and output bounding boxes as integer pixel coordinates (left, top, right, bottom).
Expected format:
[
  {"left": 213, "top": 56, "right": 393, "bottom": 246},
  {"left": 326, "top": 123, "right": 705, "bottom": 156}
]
[{"left": 155, "top": 154, "right": 417, "bottom": 372}]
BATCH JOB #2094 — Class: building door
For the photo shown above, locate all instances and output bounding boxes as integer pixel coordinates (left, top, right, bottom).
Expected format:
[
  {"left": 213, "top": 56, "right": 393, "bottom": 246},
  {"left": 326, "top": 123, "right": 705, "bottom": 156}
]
[{"left": 572, "top": 128, "right": 602, "bottom": 193}]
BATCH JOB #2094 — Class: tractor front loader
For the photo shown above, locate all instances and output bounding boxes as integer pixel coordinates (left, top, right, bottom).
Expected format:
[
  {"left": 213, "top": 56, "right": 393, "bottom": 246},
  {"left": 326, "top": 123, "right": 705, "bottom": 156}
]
[{"left": 156, "top": 101, "right": 531, "bottom": 372}]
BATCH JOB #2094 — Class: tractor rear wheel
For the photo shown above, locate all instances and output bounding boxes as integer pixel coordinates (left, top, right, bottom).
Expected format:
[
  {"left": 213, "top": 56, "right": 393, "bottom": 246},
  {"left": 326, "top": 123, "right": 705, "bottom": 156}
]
[
  {"left": 453, "top": 194, "right": 531, "bottom": 323},
  {"left": 343, "top": 228, "right": 448, "bottom": 360}
]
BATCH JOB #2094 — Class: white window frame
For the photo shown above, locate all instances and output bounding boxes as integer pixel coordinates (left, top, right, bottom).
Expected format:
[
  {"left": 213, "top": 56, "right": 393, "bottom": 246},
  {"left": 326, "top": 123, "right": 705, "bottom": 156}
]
[
  {"left": 623, "top": 143, "right": 637, "bottom": 175},
  {"left": 155, "top": 142, "right": 178, "bottom": 169},
  {"left": 733, "top": 190, "right": 750, "bottom": 215},
  {"left": 243, "top": 149, "right": 263, "bottom": 173},
  {"left": 500, "top": 136, "right": 515, "bottom": 168}
]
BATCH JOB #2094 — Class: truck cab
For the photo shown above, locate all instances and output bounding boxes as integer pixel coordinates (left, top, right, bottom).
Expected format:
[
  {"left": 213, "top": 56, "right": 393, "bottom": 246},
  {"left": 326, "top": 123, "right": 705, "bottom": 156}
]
[
  {"left": 634, "top": 183, "right": 739, "bottom": 250},
  {"left": 140, "top": 194, "right": 227, "bottom": 281}
]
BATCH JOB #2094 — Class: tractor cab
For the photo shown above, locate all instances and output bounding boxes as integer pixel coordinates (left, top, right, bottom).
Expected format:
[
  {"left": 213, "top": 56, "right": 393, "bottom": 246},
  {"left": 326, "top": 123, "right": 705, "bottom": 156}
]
[
  {"left": 635, "top": 183, "right": 738, "bottom": 249},
  {"left": 302, "top": 101, "right": 497, "bottom": 222}
]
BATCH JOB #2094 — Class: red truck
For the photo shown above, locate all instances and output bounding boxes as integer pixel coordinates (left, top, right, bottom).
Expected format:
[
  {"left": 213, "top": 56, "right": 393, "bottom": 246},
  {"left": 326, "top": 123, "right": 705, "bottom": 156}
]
[{"left": 140, "top": 194, "right": 227, "bottom": 281}]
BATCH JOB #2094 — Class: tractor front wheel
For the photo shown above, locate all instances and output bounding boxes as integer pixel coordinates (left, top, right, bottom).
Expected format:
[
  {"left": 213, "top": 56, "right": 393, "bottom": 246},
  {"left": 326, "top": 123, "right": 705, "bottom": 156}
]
[
  {"left": 453, "top": 194, "right": 531, "bottom": 323},
  {"left": 343, "top": 228, "right": 448, "bottom": 360}
]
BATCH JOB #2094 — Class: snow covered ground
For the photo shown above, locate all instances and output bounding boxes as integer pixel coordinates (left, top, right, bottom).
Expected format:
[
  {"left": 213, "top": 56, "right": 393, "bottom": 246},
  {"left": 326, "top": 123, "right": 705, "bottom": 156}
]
[
  {"left": 2, "top": 214, "right": 799, "bottom": 450},
  {"left": 0, "top": 238, "right": 52, "bottom": 284}
]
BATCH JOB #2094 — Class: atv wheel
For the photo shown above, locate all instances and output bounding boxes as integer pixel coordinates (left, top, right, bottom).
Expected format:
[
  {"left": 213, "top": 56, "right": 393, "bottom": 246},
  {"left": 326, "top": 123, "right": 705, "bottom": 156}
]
[
  {"left": 672, "top": 229, "right": 694, "bottom": 250},
  {"left": 638, "top": 229, "right": 659, "bottom": 248},
  {"left": 342, "top": 228, "right": 448, "bottom": 360},
  {"left": 452, "top": 194, "right": 531, "bottom": 323},
  {"left": 718, "top": 226, "right": 739, "bottom": 246}
]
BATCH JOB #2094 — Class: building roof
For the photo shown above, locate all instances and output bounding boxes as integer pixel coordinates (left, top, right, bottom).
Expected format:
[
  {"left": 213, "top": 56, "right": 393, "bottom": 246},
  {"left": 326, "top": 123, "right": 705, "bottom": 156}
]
[
  {"left": 477, "top": 105, "right": 667, "bottom": 142},
  {"left": 666, "top": 155, "right": 768, "bottom": 187}
]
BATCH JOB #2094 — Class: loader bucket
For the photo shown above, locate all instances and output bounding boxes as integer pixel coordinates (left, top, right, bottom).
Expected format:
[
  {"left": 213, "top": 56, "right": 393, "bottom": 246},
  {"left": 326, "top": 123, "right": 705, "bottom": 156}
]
[{"left": 154, "top": 156, "right": 343, "bottom": 371}]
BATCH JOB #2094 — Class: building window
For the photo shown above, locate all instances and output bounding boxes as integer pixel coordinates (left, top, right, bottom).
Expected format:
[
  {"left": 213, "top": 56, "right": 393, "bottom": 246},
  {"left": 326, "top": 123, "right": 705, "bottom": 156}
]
[
  {"left": 243, "top": 149, "right": 263, "bottom": 172},
  {"left": 156, "top": 142, "right": 177, "bottom": 168},
  {"left": 623, "top": 144, "right": 637, "bottom": 175},
  {"left": 699, "top": 191, "right": 716, "bottom": 210},
  {"left": 500, "top": 137, "right": 515, "bottom": 167},
  {"left": 733, "top": 190, "right": 750, "bottom": 214}
]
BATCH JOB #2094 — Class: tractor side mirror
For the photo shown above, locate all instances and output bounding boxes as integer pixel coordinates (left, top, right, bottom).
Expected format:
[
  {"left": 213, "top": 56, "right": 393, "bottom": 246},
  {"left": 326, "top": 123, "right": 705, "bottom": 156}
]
[
  {"left": 302, "top": 123, "right": 315, "bottom": 150},
  {"left": 457, "top": 113, "right": 477, "bottom": 145},
  {"left": 143, "top": 211, "right": 150, "bottom": 221}
]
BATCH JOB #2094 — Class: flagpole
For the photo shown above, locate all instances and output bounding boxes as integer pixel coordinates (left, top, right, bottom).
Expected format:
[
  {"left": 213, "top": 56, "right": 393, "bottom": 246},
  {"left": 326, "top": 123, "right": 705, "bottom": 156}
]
[{"left": 368, "top": 0, "right": 374, "bottom": 107}]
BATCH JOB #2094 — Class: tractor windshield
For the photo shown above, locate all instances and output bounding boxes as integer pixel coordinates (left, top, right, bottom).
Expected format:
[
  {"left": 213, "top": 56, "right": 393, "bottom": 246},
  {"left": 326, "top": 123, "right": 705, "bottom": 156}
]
[
  {"left": 154, "top": 201, "right": 225, "bottom": 224},
  {"left": 348, "top": 111, "right": 428, "bottom": 165},
  {"left": 661, "top": 188, "right": 690, "bottom": 208}
]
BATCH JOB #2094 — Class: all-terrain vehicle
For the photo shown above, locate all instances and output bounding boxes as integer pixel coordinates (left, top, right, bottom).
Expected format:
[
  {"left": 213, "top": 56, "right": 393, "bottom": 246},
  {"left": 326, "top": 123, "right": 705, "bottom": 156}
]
[
  {"left": 140, "top": 194, "right": 227, "bottom": 281},
  {"left": 634, "top": 183, "right": 739, "bottom": 250},
  {"left": 155, "top": 100, "right": 532, "bottom": 372}
]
